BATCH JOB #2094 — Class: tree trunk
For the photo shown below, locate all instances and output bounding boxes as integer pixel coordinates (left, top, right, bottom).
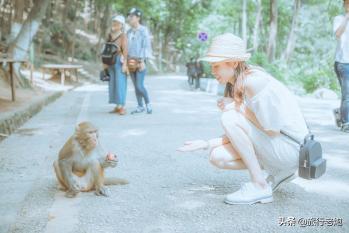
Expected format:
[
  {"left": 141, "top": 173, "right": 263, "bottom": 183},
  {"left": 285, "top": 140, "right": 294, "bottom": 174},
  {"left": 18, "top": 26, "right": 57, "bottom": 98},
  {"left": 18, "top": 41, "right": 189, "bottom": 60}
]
[
  {"left": 158, "top": 31, "right": 163, "bottom": 72},
  {"left": 10, "top": 0, "right": 25, "bottom": 41},
  {"left": 0, "top": 0, "right": 13, "bottom": 43},
  {"left": 282, "top": 0, "right": 301, "bottom": 63},
  {"left": 242, "top": 0, "right": 247, "bottom": 44},
  {"left": 267, "top": 0, "right": 278, "bottom": 62},
  {"left": 252, "top": 0, "right": 262, "bottom": 52},
  {"left": 9, "top": 0, "right": 50, "bottom": 87},
  {"left": 95, "top": 4, "right": 111, "bottom": 62}
]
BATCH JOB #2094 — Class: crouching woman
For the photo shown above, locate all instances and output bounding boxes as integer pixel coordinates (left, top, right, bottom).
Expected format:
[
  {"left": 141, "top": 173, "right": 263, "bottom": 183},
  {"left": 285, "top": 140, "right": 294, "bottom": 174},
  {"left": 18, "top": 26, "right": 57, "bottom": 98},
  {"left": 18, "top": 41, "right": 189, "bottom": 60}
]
[{"left": 177, "top": 33, "right": 308, "bottom": 205}]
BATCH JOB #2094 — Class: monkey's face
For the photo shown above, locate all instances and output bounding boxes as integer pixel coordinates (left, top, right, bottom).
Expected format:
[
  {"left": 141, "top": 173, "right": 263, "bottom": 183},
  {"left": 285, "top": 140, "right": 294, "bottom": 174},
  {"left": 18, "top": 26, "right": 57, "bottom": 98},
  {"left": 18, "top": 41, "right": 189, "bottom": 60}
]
[
  {"left": 75, "top": 122, "right": 99, "bottom": 151},
  {"left": 86, "top": 128, "right": 98, "bottom": 148}
]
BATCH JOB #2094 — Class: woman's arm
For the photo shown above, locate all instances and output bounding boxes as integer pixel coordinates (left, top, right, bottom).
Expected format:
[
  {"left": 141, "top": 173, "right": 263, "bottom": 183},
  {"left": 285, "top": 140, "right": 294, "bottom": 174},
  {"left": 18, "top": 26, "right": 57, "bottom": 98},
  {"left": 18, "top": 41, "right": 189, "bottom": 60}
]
[
  {"left": 244, "top": 106, "right": 279, "bottom": 137},
  {"left": 335, "top": 14, "right": 349, "bottom": 39},
  {"left": 121, "top": 33, "right": 128, "bottom": 59},
  {"left": 207, "top": 135, "right": 230, "bottom": 148},
  {"left": 121, "top": 34, "right": 128, "bottom": 73},
  {"left": 140, "top": 27, "right": 152, "bottom": 61},
  {"left": 177, "top": 135, "right": 230, "bottom": 152},
  {"left": 244, "top": 77, "right": 280, "bottom": 137}
]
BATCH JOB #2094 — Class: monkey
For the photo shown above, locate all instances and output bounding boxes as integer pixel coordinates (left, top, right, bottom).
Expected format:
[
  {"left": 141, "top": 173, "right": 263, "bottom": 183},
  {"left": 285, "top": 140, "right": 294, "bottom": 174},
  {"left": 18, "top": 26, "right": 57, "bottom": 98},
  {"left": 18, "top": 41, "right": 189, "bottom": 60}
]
[{"left": 53, "top": 121, "right": 128, "bottom": 198}]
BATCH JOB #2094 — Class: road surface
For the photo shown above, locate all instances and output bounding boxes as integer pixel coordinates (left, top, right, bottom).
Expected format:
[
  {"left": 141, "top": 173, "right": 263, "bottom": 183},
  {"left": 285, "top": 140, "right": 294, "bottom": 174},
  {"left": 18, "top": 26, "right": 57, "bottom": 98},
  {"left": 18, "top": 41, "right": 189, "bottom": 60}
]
[{"left": 0, "top": 75, "right": 348, "bottom": 233}]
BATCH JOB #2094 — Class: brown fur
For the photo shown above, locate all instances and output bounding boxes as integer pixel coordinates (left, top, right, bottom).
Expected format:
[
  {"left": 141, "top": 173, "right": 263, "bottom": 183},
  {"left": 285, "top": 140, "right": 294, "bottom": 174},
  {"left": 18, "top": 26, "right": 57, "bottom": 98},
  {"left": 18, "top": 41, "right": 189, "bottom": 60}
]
[{"left": 53, "top": 121, "right": 128, "bottom": 197}]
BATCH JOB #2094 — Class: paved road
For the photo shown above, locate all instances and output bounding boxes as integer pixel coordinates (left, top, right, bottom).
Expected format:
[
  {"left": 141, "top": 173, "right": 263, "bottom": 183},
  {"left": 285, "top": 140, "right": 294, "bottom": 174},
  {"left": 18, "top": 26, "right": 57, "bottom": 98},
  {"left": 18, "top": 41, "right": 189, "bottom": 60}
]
[{"left": 0, "top": 75, "right": 348, "bottom": 233}]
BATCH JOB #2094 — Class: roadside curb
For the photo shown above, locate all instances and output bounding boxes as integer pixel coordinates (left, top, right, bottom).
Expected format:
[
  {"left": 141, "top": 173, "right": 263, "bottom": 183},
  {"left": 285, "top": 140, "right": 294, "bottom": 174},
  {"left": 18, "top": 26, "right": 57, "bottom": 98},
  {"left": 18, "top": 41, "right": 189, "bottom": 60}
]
[
  {"left": 199, "top": 77, "right": 225, "bottom": 96},
  {"left": 0, "top": 91, "right": 64, "bottom": 141}
]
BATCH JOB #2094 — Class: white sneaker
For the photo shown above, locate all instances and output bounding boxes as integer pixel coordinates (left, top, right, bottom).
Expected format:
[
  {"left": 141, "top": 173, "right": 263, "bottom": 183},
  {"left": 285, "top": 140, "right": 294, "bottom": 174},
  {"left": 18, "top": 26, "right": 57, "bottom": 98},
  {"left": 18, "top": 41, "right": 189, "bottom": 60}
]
[
  {"left": 224, "top": 182, "right": 273, "bottom": 205},
  {"left": 268, "top": 170, "right": 296, "bottom": 192},
  {"left": 131, "top": 106, "right": 145, "bottom": 114}
]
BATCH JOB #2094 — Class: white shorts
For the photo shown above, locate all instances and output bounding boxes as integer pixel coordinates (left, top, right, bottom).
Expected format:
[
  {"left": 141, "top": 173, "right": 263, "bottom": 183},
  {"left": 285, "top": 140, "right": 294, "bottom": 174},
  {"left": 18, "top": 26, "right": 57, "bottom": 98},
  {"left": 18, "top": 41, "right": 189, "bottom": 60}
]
[{"left": 244, "top": 118, "right": 299, "bottom": 176}]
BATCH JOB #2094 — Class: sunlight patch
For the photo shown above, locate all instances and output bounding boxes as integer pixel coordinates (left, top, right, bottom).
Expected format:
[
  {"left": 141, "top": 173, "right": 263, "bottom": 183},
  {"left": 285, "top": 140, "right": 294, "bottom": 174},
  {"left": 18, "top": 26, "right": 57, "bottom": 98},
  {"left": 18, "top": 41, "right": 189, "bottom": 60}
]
[
  {"left": 292, "top": 178, "right": 349, "bottom": 199},
  {"left": 74, "top": 84, "right": 107, "bottom": 92},
  {"left": 119, "top": 128, "right": 147, "bottom": 137},
  {"left": 177, "top": 200, "right": 205, "bottom": 210}
]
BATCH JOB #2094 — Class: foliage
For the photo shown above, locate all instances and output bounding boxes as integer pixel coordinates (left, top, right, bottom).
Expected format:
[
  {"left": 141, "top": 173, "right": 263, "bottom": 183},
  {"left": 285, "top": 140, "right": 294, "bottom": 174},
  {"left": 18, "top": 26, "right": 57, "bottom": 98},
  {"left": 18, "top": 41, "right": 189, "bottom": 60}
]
[{"left": 1, "top": 0, "right": 346, "bottom": 93}]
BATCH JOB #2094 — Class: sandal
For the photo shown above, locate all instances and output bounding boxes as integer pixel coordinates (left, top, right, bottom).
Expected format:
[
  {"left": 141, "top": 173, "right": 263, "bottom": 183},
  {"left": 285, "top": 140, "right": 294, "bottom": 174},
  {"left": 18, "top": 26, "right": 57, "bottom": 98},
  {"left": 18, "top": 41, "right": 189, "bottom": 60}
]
[
  {"left": 118, "top": 108, "right": 127, "bottom": 115},
  {"left": 109, "top": 107, "right": 121, "bottom": 114}
]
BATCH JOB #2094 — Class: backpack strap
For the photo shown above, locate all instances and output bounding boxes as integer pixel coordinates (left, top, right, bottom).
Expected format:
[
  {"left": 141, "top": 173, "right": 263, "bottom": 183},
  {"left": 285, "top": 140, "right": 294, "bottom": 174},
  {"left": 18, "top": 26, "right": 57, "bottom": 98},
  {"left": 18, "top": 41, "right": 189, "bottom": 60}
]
[
  {"left": 107, "top": 32, "right": 124, "bottom": 54},
  {"left": 108, "top": 32, "right": 123, "bottom": 42}
]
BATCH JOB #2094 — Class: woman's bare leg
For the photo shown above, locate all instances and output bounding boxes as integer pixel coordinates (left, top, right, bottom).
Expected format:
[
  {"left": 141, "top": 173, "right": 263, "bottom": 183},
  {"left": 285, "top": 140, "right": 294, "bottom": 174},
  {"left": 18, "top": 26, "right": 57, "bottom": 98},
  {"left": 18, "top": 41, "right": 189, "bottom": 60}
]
[
  {"left": 220, "top": 109, "right": 268, "bottom": 188},
  {"left": 209, "top": 143, "right": 246, "bottom": 170}
]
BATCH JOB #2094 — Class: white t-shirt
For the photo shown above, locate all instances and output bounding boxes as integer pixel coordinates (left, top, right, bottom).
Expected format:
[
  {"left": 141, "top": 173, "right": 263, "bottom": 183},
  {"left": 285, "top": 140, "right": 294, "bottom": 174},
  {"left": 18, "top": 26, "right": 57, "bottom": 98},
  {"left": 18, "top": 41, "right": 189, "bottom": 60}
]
[
  {"left": 333, "top": 15, "right": 349, "bottom": 63},
  {"left": 244, "top": 69, "right": 309, "bottom": 143}
]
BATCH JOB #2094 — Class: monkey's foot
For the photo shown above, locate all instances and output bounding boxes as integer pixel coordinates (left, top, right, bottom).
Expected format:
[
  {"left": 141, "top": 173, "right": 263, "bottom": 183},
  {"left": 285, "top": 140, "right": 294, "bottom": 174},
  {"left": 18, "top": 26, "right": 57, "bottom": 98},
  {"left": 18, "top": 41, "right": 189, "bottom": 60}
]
[
  {"left": 59, "top": 186, "right": 68, "bottom": 191},
  {"left": 65, "top": 190, "right": 79, "bottom": 198},
  {"left": 95, "top": 187, "right": 109, "bottom": 197}
]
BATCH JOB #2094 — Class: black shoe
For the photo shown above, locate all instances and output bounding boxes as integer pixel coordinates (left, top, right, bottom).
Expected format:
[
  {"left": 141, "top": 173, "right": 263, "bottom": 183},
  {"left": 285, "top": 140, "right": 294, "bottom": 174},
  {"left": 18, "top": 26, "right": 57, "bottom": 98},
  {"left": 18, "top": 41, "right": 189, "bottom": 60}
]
[
  {"left": 333, "top": 108, "right": 342, "bottom": 128},
  {"left": 341, "top": 123, "right": 349, "bottom": 133},
  {"left": 100, "top": 70, "right": 110, "bottom": 81}
]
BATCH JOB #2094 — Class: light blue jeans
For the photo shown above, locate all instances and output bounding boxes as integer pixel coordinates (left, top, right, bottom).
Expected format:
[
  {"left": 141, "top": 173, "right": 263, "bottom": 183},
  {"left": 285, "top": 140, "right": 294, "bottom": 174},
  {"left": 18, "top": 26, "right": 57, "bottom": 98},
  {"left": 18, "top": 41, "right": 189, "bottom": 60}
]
[
  {"left": 108, "top": 55, "right": 127, "bottom": 106},
  {"left": 129, "top": 68, "right": 150, "bottom": 107}
]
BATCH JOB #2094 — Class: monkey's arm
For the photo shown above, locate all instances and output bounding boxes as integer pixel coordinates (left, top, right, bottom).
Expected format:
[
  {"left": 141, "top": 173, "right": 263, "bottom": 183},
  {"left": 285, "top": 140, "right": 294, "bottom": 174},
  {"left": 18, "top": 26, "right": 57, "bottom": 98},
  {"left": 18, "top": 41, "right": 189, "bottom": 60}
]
[
  {"left": 58, "top": 138, "right": 80, "bottom": 197},
  {"left": 58, "top": 159, "right": 79, "bottom": 192},
  {"left": 95, "top": 142, "right": 117, "bottom": 168},
  {"left": 98, "top": 156, "right": 117, "bottom": 168}
]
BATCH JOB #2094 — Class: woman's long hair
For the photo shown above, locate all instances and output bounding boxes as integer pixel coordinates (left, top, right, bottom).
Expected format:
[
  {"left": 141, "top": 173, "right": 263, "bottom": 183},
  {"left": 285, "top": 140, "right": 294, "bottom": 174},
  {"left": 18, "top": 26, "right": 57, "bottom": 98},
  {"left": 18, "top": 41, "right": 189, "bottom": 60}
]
[{"left": 224, "top": 61, "right": 250, "bottom": 108}]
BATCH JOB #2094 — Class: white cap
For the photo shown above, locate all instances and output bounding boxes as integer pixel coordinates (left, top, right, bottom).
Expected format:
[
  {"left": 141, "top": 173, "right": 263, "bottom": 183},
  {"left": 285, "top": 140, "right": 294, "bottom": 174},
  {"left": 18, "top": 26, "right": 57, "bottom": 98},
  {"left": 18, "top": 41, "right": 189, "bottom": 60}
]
[{"left": 112, "top": 15, "right": 125, "bottom": 25}]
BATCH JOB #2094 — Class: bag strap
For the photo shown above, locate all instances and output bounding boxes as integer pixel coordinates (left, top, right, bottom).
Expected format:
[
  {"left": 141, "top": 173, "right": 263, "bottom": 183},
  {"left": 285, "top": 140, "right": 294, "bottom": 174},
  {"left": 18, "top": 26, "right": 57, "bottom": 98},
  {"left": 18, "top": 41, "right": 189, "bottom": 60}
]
[
  {"left": 108, "top": 32, "right": 123, "bottom": 43},
  {"left": 107, "top": 32, "right": 124, "bottom": 54},
  {"left": 280, "top": 109, "right": 312, "bottom": 146}
]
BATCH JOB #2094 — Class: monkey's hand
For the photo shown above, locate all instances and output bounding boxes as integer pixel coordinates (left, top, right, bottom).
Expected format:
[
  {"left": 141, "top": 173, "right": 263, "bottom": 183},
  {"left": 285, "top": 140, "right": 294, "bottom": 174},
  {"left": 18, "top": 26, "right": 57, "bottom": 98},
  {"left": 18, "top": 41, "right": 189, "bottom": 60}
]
[
  {"left": 65, "top": 186, "right": 79, "bottom": 198},
  {"left": 99, "top": 153, "right": 118, "bottom": 168},
  {"left": 65, "top": 189, "right": 78, "bottom": 198},
  {"left": 65, "top": 180, "right": 80, "bottom": 198},
  {"left": 95, "top": 186, "right": 109, "bottom": 197}
]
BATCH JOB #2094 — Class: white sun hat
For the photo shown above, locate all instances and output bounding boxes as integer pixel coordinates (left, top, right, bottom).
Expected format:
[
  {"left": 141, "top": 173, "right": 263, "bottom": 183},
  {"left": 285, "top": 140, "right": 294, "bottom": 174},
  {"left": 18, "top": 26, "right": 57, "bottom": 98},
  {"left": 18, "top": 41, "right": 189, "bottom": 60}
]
[
  {"left": 200, "top": 33, "right": 251, "bottom": 63},
  {"left": 112, "top": 15, "right": 125, "bottom": 25}
]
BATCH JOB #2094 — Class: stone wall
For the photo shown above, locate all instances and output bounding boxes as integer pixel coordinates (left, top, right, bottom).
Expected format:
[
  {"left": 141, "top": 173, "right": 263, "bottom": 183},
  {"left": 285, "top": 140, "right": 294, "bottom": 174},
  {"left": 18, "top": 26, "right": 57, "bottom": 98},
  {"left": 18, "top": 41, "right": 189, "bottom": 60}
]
[{"left": 0, "top": 91, "right": 63, "bottom": 141}]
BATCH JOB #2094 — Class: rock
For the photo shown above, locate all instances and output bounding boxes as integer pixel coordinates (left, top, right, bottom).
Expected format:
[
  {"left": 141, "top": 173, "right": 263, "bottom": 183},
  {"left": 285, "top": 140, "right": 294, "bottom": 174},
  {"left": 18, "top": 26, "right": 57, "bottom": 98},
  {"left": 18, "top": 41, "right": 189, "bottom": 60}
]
[
  {"left": 312, "top": 88, "right": 338, "bottom": 100},
  {"left": 288, "top": 85, "right": 306, "bottom": 96}
]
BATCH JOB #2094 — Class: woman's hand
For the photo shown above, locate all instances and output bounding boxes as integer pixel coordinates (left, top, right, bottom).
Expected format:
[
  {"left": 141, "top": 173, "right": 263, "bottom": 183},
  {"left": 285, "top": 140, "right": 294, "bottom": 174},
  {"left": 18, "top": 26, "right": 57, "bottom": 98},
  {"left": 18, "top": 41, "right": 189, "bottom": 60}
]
[
  {"left": 217, "top": 97, "right": 235, "bottom": 111},
  {"left": 139, "top": 61, "right": 146, "bottom": 71},
  {"left": 177, "top": 140, "right": 209, "bottom": 152},
  {"left": 217, "top": 98, "right": 225, "bottom": 111},
  {"left": 122, "top": 64, "right": 128, "bottom": 74}
]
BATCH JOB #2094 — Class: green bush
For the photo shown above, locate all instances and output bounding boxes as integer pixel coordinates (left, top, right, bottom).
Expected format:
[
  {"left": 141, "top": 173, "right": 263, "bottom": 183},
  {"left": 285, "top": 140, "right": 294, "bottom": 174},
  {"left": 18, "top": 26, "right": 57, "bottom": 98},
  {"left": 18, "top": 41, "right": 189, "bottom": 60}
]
[
  {"left": 298, "top": 67, "right": 340, "bottom": 93},
  {"left": 249, "top": 52, "right": 286, "bottom": 83}
]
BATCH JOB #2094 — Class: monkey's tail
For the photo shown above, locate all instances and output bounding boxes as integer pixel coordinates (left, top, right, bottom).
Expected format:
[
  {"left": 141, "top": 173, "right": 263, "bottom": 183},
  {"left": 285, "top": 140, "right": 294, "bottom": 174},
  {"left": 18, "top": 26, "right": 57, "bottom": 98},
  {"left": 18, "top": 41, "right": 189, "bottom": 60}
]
[{"left": 104, "top": 177, "right": 129, "bottom": 186}]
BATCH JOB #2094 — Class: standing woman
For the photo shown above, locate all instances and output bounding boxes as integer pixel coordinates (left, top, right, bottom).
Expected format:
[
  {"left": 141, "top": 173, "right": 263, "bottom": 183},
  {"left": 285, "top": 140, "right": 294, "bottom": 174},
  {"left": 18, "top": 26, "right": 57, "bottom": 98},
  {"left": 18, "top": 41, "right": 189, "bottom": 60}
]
[
  {"left": 126, "top": 8, "right": 153, "bottom": 114},
  {"left": 106, "top": 15, "right": 128, "bottom": 115},
  {"left": 333, "top": 0, "right": 349, "bottom": 132}
]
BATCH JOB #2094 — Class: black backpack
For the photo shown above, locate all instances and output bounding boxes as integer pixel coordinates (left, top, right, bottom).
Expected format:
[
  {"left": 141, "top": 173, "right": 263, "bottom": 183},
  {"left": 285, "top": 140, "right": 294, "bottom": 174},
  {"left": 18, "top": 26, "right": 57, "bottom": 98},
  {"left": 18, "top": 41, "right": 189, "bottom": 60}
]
[
  {"left": 101, "top": 33, "right": 122, "bottom": 65},
  {"left": 281, "top": 130, "right": 326, "bottom": 180}
]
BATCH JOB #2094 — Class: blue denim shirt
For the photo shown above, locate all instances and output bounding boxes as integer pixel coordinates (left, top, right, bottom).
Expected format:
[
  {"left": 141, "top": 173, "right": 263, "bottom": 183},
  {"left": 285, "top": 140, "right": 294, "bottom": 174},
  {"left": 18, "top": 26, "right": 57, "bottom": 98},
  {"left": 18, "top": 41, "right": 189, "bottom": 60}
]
[{"left": 127, "top": 25, "right": 152, "bottom": 61}]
